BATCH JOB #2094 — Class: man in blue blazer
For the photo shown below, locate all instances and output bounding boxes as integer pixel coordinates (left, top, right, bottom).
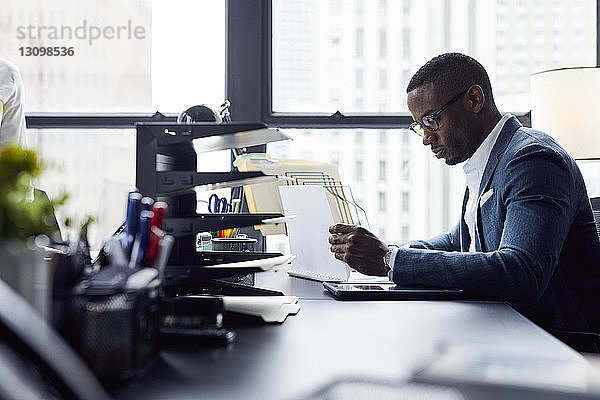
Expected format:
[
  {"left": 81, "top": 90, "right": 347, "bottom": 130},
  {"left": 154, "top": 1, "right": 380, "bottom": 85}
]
[{"left": 329, "top": 53, "right": 600, "bottom": 338}]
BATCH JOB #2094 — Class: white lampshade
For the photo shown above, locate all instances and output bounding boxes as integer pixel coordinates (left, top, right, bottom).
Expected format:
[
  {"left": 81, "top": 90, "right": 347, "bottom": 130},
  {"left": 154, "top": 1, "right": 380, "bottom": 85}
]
[{"left": 531, "top": 67, "right": 600, "bottom": 160}]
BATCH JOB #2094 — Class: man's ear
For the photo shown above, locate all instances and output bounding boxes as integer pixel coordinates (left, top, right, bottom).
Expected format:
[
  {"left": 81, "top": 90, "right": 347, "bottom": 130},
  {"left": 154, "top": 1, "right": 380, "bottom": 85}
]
[{"left": 466, "top": 84, "right": 485, "bottom": 113}]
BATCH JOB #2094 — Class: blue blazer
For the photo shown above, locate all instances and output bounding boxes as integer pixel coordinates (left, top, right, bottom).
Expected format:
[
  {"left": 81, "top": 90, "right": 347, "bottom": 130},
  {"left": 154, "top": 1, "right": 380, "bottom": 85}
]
[{"left": 393, "top": 116, "right": 600, "bottom": 332}]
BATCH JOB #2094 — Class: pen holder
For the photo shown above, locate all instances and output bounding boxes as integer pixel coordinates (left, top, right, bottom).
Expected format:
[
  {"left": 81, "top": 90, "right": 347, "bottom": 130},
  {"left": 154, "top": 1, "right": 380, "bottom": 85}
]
[{"left": 69, "top": 266, "right": 161, "bottom": 382}]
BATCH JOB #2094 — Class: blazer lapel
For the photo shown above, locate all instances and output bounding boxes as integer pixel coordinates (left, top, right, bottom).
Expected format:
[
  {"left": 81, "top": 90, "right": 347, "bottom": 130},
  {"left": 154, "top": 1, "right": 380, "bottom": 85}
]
[
  {"left": 477, "top": 116, "right": 521, "bottom": 196},
  {"left": 474, "top": 116, "right": 521, "bottom": 251}
]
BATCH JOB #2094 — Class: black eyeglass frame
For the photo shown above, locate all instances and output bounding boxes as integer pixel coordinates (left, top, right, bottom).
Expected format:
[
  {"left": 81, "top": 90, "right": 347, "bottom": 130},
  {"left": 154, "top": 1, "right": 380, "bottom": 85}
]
[{"left": 408, "top": 89, "right": 468, "bottom": 136}]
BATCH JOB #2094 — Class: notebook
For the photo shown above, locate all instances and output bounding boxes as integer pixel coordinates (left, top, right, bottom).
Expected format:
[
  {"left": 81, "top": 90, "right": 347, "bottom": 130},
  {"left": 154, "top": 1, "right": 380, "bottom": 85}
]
[{"left": 279, "top": 185, "right": 350, "bottom": 282}]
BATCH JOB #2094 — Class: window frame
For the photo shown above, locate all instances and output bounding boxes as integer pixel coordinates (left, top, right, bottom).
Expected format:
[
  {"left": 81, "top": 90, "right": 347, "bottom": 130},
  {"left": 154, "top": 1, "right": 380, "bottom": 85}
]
[
  {"left": 224, "top": 0, "right": 600, "bottom": 130},
  {"left": 22, "top": 0, "right": 600, "bottom": 130}
]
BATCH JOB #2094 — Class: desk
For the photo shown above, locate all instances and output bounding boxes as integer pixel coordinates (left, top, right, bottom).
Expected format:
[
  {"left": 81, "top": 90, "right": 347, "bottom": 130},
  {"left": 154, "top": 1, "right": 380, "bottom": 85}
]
[{"left": 112, "top": 270, "right": 585, "bottom": 400}]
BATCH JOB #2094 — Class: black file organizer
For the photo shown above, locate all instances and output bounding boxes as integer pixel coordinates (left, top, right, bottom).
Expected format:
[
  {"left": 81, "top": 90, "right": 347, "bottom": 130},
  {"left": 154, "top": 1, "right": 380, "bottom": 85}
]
[{"left": 135, "top": 122, "right": 288, "bottom": 295}]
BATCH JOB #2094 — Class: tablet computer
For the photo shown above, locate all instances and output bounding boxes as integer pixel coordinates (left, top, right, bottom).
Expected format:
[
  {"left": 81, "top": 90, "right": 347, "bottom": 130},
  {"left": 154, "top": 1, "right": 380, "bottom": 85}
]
[{"left": 323, "top": 282, "right": 465, "bottom": 301}]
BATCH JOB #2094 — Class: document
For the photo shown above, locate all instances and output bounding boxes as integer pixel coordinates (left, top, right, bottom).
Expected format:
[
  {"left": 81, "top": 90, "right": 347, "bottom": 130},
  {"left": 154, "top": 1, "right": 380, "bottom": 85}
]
[
  {"left": 221, "top": 296, "right": 300, "bottom": 323},
  {"left": 279, "top": 185, "right": 350, "bottom": 282},
  {"left": 200, "top": 253, "right": 295, "bottom": 270}
]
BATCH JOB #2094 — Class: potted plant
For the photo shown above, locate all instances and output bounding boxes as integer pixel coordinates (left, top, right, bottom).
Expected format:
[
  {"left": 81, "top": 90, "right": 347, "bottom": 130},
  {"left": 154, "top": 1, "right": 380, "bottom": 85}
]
[{"left": 0, "top": 144, "right": 66, "bottom": 319}]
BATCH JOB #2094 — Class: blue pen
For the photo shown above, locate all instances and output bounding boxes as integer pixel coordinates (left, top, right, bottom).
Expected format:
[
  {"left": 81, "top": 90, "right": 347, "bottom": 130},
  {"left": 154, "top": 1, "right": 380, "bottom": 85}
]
[
  {"left": 141, "top": 196, "right": 154, "bottom": 212},
  {"left": 121, "top": 192, "right": 142, "bottom": 256},
  {"left": 134, "top": 210, "right": 153, "bottom": 267}
]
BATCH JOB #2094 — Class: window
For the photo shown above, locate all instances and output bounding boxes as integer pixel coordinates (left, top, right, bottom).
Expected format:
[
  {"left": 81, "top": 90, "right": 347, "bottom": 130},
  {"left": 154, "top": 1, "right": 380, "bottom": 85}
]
[
  {"left": 3, "top": 0, "right": 225, "bottom": 113},
  {"left": 28, "top": 129, "right": 136, "bottom": 247},
  {"left": 401, "top": 159, "right": 409, "bottom": 180},
  {"left": 378, "top": 160, "right": 386, "bottom": 181},
  {"left": 379, "top": 0, "right": 387, "bottom": 14},
  {"left": 379, "top": 130, "right": 387, "bottom": 145},
  {"left": 401, "top": 225, "right": 409, "bottom": 241},
  {"left": 378, "top": 68, "right": 387, "bottom": 89},
  {"left": 355, "top": 159, "right": 364, "bottom": 181},
  {"left": 356, "top": 68, "right": 364, "bottom": 89},
  {"left": 356, "top": 0, "right": 364, "bottom": 14},
  {"left": 378, "top": 191, "right": 386, "bottom": 212},
  {"left": 272, "top": 0, "right": 596, "bottom": 113},
  {"left": 402, "top": 28, "right": 410, "bottom": 61},
  {"left": 402, "top": 0, "right": 410, "bottom": 16},
  {"left": 379, "top": 28, "right": 387, "bottom": 59},
  {"left": 356, "top": 27, "right": 364, "bottom": 59},
  {"left": 5, "top": 0, "right": 225, "bottom": 248}
]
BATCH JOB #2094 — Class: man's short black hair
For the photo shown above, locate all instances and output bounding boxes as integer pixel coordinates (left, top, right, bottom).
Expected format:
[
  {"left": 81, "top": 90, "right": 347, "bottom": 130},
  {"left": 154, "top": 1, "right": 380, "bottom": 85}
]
[{"left": 407, "top": 53, "right": 496, "bottom": 110}]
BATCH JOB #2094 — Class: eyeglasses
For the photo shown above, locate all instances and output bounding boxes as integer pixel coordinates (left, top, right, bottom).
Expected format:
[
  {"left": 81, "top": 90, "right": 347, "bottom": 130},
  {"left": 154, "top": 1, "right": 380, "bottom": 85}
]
[{"left": 408, "top": 89, "right": 468, "bottom": 136}]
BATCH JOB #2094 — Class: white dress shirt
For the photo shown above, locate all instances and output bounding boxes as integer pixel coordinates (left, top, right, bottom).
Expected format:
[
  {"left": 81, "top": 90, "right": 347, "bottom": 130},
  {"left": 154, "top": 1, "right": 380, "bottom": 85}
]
[
  {"left": 0, "top": 58, "right": 28, "bottom": 148},
  {"left": 463, "top": 113, "right": 512, "bottom": 251}
]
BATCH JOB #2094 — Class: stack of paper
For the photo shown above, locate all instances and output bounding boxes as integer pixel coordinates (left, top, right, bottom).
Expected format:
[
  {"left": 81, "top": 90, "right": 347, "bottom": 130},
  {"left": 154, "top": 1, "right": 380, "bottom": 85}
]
[{"left": 234, "top": 153, "right": 350, "bottom": 235}]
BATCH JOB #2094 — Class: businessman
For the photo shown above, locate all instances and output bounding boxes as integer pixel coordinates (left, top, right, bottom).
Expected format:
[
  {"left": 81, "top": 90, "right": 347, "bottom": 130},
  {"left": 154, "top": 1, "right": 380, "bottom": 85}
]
[{"left": 329, "top": 53, "right": 600, "bottom": 338}]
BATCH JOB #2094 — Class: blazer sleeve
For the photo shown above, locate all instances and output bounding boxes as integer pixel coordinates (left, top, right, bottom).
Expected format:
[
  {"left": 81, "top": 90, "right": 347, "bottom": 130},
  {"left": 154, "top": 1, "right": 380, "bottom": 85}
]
[
  {"left": 403, "top": 221, "right": 461, "bottom": 252},
  {"left": 391, "top": 144, "right": 576, "bottom": 304}
]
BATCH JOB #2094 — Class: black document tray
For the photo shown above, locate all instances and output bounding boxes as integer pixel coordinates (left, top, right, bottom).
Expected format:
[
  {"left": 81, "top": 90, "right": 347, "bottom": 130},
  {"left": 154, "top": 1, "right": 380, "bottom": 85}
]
[
  {"left": 163, "top": 213, "right": 283, "bottom": 236},
  {"left": 163, "top": 251, "right": 283, "bottom": 286}
]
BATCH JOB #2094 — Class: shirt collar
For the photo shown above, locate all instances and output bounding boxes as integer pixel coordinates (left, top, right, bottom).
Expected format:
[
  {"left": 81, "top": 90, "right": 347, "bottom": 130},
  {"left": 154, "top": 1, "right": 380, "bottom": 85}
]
[{"left": 463, "top": 113, "right": 513, "bottom": 176}]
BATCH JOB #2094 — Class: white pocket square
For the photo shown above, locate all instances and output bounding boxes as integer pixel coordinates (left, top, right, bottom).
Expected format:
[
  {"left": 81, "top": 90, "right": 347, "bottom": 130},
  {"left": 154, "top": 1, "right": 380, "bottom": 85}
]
[{"left": 479, "top": 189, "right": 494, "bottom": 207}]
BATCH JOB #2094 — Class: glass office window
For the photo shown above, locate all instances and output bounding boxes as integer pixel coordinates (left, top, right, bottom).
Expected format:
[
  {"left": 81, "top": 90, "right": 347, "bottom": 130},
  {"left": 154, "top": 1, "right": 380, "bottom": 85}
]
[
  {"left": 28, "top": 128, "right": 232, "bottom": 250},
  {"left": 3, "top": 1, "right": 225, "bottom": 249},
  {"left": 0, "top": 0, "right": 225, "bottom": 113},
  {"left": 28, "top": 129, "right": 136, "bottom": 249},
  {"left": 272, "top": 0, "right": 596, "bottom": 113}
]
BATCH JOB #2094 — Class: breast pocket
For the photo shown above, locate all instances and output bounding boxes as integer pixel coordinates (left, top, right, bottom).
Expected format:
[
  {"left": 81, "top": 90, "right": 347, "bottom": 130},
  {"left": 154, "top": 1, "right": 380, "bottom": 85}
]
[{"left": 478, "top": 188, "right": 502, "bottom": 250}]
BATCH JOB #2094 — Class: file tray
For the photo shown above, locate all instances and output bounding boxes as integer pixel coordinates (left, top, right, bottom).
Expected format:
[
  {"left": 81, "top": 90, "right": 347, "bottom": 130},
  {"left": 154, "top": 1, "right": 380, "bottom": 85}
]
[
  {"left": 163, "top": 252, "right": 286, "bottom": 290},
  {"left": 139, "top": 123, "right": 289, "bottom": 152},
  {"left": 136, "top": 122, "right": 290, "bottom": 197},
  {"left": 163, "top": 213, "right": 284, "bottom": 235},
  {"left": 157, "top": 171, "right": 277, "bottom": 194},
  {"left": 135, "top": 121, "right": 292, "bottom": 294}
]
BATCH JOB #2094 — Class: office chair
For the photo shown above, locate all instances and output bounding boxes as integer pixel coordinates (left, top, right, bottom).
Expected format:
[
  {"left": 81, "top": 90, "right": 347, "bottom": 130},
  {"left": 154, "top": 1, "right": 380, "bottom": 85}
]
[{"left": 547, "top": 196, "right": 600, "bottom": 353}]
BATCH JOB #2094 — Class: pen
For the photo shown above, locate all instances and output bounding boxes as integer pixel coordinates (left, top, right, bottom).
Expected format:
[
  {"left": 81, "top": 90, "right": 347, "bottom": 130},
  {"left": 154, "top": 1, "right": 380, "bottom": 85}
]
[
  {"left": 130, "top": 210, "right": 153, "bottom": 268},
  {"left": 144, "top": 225, "right": 164, "bottom": 267},
  {"left": 154, "top": 235, "right": 174, "bottom": 276},
  {"left": 121, "top": 191, "right": 142, "bottom": 256},
  {"left": 105, "top": 237, "right": 127, "bottom": 267},
  {"left": 151, "top": 201, "right": 168, "bottom": 230},
  {"left": 141, "top": 196, "right": 154, "bottom": 212}
]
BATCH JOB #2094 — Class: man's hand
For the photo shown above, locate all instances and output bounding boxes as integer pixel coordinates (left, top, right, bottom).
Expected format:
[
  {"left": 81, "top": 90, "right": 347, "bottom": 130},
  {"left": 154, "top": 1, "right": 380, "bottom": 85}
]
[{"left": 328, "top": 224, "right": 390, "bottom": 276}]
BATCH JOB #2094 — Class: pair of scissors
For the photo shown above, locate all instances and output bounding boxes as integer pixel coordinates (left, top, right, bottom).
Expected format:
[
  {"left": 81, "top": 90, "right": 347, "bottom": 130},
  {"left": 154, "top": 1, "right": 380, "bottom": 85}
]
[{"left": 209, "top": 194, "right": 231, "bottom": 213}]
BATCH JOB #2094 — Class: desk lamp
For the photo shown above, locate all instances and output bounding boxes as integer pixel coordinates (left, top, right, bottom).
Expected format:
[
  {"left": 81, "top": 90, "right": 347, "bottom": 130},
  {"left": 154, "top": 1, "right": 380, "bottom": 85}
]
[{"left": 531, "top": 67, "right": 600, "bottom": 196}]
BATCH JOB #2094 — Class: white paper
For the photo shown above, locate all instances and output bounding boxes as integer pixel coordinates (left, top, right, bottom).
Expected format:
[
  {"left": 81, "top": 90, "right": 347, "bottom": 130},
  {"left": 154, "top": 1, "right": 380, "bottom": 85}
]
[
  {"left": 221, "top": 296, "right": 300, "bottom": 323},
  {"left": 279, "top": 185, "right": 350, "bottom": 282},
  {"left": 200, "top": 253, "right": 295, "bottom": 270}
]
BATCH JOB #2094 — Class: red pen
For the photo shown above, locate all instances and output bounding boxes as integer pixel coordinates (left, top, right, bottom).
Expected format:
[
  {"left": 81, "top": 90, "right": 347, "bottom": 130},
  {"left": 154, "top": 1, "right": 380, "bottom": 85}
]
[
  {"left": 144, "top": 225, "right": 165, "bottom": 267},
  {"left": 151, "top": 202, "right": 167, "bottom": 230}
]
